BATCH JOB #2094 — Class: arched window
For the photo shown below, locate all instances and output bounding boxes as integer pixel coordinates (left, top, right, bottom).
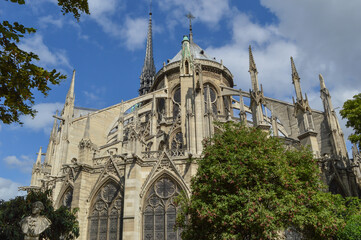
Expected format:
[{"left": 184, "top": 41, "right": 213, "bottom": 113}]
[
  {"left": 172, "top": 88, "right": 181, "bottom": 120},
  {"left": 61, "top": 187, "right": 73, "bottom": 208},
  {"left": 185, "top": 60, "right": 189, "bottom": 74},
  {"left": 204, "top": 84, "right": 217, "bottom": 115},
  {"left": 88, "top": 181, "right": 123, "bottom": 240},
  {"left": 143, "top": 176, "right": 182, "bottom": 240}
]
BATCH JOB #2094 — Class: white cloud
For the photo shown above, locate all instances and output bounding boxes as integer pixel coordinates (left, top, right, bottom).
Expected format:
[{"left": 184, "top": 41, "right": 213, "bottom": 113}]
[
  {"left": 3, "top": 155, "right": 34, "bottom": 173},
  {"left": 19, "top": 34, "right": 71, "bottom": 70},
  {"left": 21, "top": 102, "right": 62, "bottom": 133},
  {"left": 38, "top": 15, "right": 64, "bottom": 28},
  {"left": 0, "top": 177, "right": 26, "bottom": 201},
  {"left": 157, "top": 0, "right": 231, "bottom": 28},
  {"left": 122, "top": 17, "right": 148, "bottom": 50},
  {"left": 88, "top": 0, "right": 118, "bottom": 17}
]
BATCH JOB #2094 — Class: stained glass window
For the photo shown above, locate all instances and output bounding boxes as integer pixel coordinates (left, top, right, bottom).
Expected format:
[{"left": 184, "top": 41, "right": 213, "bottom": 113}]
[
  {"left": 88, "top": 181, "right": 123, "bottom": 240},
  {"left": 143, "top": 177, "right": 182, "bottom": 240}
]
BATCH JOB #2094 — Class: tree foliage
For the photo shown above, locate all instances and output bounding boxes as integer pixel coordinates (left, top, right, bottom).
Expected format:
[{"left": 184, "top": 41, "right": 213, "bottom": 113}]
[
  {"left": 340, "top": 93, "right": 361, "bottom": 149},
  {"left": 0, "top": 0, "right": 89, "bottom": 124},
  {"left": 176, "top": 122, "right": 355, "bottom": 239},
  {"left": 0, "top": 190, "right": 79, "bottom": 240}
]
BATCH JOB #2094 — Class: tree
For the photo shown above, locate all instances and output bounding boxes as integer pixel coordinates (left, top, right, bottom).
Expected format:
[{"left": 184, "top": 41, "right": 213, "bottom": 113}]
[
  {"left": 340, "top": 93, "right": 361, "bottom": 149},
  {"left": 176, "top": 122, "right": 353, "bottom": 239},
  {"left": 0, "top": 0, "right": 89, "bottom": 124},
  {"left": 0, "top": 190, "right": 79, "bottom": 240}
]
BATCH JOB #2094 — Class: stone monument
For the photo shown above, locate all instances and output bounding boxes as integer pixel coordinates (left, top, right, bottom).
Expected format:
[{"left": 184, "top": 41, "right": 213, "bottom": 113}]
[{"left": 19, "top": 201, "right": 51, "bottom": 240}]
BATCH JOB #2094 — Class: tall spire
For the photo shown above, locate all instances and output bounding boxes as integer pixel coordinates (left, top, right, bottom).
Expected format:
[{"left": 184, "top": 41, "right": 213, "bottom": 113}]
[
  {"left": 186, "top": 12, "right": 195, "bottom": 43},
  {"left": 139, "top": 3, "right": 156, "bottom": 96}
]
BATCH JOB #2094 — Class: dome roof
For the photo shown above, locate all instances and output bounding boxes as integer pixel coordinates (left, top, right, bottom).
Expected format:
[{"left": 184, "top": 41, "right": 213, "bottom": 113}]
[{"left": 169, "top": 41, "right": 217, "bottom": 64}]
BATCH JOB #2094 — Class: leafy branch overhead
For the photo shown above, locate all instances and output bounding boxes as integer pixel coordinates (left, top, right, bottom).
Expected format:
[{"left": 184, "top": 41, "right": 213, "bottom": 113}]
[
  {"left": 340, "top": 93, "right": 361, "bottom": 149},
  {"left": 0, "top": 0, "right": 89, "bottom": 124}
]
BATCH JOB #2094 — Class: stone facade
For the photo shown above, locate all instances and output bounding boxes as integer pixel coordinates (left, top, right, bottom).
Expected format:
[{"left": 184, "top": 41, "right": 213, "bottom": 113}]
[{"left": 26, "top": 11, "right": 361, "bottom": 240}]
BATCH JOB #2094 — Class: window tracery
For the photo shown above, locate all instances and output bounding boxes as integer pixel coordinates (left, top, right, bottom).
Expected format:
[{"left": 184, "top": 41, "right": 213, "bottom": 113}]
[
  {"left": 171, "top": 132, "right": 183, "bottom": 150},
  {"left": 88, "top": 181, "right": 123, "bottom": 240},
  {"left": 204, "top": 84, "right": 218, "bottom": 115},
  {"left": 143, "top": 176, "right": 182, "bottom": 240}
]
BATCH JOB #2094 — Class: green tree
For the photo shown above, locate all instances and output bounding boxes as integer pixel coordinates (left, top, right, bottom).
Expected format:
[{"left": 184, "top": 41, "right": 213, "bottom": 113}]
[
  {"left": 176, "top": 122, "right": 351, "bottom": 239},
  {"left": 340, "top": 93, "right": 361, "bottom": 149},
  {"left": 0, "top": 0, "right": 89, "bottom": 124},
  {"left": 0, "top": 190, "right": 79, "bottom": 240}
]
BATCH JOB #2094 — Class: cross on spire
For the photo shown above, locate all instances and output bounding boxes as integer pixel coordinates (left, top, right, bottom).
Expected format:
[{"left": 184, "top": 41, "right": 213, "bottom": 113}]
[{"left": 186, "top": 12, "right": 195, "bottom": 43}]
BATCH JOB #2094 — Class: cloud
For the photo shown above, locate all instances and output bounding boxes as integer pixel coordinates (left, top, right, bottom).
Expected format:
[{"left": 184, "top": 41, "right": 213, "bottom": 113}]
[
  {"left": 0, "top": 177, "right": 26, "bottom": 201},
  {"left": 3, "top": 155, "right": 34, "bottom": 173},
  {"left": 19, "top": 34, "right": 71, "bottom": 70},
  {"left": 157, "top": 0, "right": 231, "bottom": 29},
  {"left": 21, "top": 102, "right": 62, "bottom": 133},
  {"left": 122, "top": 17, "right": 148, "bottom": 50},
  {"left": 38, "top": 15, "right": 64, "bottom": 28}
]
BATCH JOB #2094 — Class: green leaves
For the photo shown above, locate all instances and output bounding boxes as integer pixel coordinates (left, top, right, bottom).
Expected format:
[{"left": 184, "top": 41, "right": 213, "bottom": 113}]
[
  {"left": 0, "top": 190, "right": 79, "bottom": 240},
  {"left": 1, "top": 0, "right": 90, "bottom": 125},
  {"left": 177, "top": 122, "right": 355, "bottom": 239},
  {"left": 340, "top": 93, "right": 361, "bottom": 149}
]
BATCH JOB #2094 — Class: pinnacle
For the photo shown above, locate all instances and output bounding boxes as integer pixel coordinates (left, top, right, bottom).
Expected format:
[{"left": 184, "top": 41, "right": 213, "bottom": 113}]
[
  {"left": 319, "top": 73, "right": 326, "bottom": 89},
  {"left": 249, "top": 45, "right": 257, "bottom": 72},
  {"left": 290, "top": 57, "right": 300, "bottom": 80}
]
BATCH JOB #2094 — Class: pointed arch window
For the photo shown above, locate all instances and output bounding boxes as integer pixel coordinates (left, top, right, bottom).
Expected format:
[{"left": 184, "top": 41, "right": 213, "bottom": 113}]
[
  {"left": 88, "top": 181, "right": 123, "bottom": 240},
  {"left": 185, "top": 60, "right": 189, "bottom": 74},
  {"left": 143, "top": 176, "right": 182, "bottom": 240},
  {"left": 204, "top": 84, "right": 218, "bottom": 115},
  {"left": 61, "top": 187, "right": 73, "bottom": 208}
]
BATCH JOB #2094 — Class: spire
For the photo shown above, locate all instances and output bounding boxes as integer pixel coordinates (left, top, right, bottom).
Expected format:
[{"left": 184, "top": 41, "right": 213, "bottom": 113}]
[
  {"left": 249, "top": 45, "right": 257, "bottom": 73},
  {"left": 290, "top": 57, "right": 303, "bottom": 101},
  {"left": 36, "top": 147, "right": 42, "bottom": 166},
  {"left": 139, "top": 4, "right": 156, "bottom": 96},
  {"left": 66, "top": 70, "right": 75, "bottom": 100},
  {"left": 319, "top": 73, "right": 326, "bottom": 90},
  {"left": 186, "top": 12, "right": 195, "bottom": 43},
  {"left": 83, "top": 114, "right": 90, "bottom": 139}
]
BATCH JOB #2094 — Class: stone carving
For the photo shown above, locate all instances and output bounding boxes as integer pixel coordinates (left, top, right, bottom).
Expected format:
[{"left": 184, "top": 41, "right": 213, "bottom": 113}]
[{"left": 20, "top": 201, "right": 51, "bottom": 240}]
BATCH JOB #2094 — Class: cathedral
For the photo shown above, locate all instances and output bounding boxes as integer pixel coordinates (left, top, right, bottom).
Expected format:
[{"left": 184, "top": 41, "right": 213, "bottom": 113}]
[{"left": 27, "top": 8, "right": 361, "bottom": 240}]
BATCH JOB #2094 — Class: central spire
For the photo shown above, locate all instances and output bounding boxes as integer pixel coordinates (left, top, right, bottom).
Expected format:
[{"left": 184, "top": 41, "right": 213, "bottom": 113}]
[
  {"left": 186, "top": 12, "right": 195, "bottom": 43},
  {"left": 139, "top": 2, "right": 156, "bottom": 96}
]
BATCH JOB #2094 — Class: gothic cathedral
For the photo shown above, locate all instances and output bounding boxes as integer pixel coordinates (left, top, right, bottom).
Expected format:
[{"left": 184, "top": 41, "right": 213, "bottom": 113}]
[{"left": 28, "top": 9, "right": 361, "bottom": 240}]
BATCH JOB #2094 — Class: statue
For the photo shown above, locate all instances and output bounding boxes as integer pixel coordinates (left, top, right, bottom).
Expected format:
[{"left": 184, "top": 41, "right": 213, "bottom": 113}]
[{"left": 19, "top": 201, "right": 51, "bottom": 240}]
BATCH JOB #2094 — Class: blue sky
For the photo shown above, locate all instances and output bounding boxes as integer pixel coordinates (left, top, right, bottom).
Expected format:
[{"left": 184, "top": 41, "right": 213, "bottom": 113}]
[{"left": 1, "top": 0, "right": 361, "bottom": 200}]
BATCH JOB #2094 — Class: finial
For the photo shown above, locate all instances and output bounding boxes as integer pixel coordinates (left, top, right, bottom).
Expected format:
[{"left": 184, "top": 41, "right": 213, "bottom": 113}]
[
  {"left": 186, "top": 12, "right": 195, "bottom": 43},
  {"left": 319, "top": 73, "right": 326, "bottom": 89},
  {"left": 290, "top": 57, "right": 300, "bottom": 81},
  {"left": 149, "top": 0, "right": 152, "bottom": 15},
  {"left": 249, "top": 45, "right": 257, "bottom": 72}
]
